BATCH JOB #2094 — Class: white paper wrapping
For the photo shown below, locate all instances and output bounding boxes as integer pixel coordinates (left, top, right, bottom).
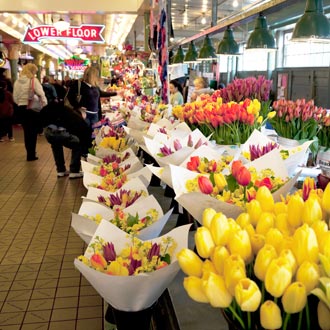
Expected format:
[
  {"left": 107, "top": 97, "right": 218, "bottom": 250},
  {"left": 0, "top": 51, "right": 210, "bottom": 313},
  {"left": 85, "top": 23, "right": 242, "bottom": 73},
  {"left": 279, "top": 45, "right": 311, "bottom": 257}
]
[{"left": 74, "top": 223, "right": 191, "bottom": 311}]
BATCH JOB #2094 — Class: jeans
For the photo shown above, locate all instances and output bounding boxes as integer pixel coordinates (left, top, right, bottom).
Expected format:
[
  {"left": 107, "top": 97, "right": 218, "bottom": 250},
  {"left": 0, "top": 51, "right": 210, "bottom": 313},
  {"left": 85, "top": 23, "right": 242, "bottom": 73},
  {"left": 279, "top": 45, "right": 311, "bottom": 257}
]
[
  {"left": 85, "top": 112, "right": 99, "bottom": 129},
  {"left": 45, "top": 125, "right": 81, "bottom": 173}
]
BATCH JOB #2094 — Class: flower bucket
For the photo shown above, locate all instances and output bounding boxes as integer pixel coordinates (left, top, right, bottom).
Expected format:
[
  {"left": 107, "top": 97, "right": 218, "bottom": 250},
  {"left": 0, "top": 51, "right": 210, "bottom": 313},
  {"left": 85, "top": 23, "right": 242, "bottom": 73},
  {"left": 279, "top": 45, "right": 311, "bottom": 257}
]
[{"left": 316, "top": 146, "right": 330, "bottom": 177}]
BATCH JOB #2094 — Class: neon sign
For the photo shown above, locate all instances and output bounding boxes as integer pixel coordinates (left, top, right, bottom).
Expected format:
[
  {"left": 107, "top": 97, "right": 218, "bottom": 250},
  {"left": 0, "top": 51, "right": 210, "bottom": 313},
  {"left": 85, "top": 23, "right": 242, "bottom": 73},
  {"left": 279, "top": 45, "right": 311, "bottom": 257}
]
[
  {"left": 59, "top": 56, "right": 89, "bottom": 70},
  {"left": 23, "top": 24, "right": 105, "bottom": 43}
]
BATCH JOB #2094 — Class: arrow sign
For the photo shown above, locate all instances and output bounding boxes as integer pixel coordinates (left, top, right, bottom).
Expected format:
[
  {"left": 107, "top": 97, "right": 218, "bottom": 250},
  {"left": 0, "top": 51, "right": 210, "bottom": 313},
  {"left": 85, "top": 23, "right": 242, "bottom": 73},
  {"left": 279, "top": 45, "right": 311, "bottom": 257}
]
[{"left": 23, "top": 24, "right": 105, "bottom": 43}]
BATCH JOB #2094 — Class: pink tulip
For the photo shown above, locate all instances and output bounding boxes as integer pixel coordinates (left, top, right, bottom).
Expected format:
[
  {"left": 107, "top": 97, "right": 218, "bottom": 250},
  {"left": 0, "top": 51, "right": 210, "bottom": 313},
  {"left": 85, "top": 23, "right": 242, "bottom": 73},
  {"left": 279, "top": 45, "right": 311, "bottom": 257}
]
[{"left": 198, "top": 176, "right": 214, "bottom": 194}]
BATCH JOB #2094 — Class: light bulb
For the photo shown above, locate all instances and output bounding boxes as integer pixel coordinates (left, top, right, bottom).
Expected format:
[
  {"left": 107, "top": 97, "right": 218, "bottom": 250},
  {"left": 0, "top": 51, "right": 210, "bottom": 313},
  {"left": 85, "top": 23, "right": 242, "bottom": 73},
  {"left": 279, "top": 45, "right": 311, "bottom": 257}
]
[{"left": 201, "top": 16, "right": 206, "bottom": 25}]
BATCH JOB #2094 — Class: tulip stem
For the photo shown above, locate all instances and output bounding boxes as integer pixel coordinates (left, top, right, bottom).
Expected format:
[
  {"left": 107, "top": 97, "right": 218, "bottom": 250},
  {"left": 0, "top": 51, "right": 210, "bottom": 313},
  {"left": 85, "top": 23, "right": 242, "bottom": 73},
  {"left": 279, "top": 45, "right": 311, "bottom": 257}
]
[
  {"left": 282, "top": 312, "right": 290, "bottom": 330},
  {"left": 228, "top": 305, "right": 246, "bottom": 330},
  {"left": 297, "top": 310, "right": 303, "bottom": 330},
  {"left": 247, "top": 312, "right": 251, "bottom": 330},
  {"left": 305, "top": 300, "right": 310, "bottom": 330}
]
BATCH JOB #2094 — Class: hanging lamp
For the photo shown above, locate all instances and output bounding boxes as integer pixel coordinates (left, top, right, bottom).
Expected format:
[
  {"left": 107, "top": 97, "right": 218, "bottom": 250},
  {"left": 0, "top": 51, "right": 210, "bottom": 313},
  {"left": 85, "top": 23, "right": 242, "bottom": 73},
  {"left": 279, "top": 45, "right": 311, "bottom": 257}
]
[
  {"left": 198, "top": 35, "right": 217, "bottom": 61},
  {"left": 217, "top": 26, "right": 239, "bottom": 55},
  {"left": 53, "top": 17, "right": 70, "bottom": 32},
  {"left": 172, "top": 45, "right": 185, "bottom": 64},
  {"left": 291, "top": 0, "right": 330, "bottom": 42},
  {"left": 246, "top": 13, "right": 276, "bottom": 50},
  {"left": 184, "top": 41, "right": 198, "bottom": 63}
]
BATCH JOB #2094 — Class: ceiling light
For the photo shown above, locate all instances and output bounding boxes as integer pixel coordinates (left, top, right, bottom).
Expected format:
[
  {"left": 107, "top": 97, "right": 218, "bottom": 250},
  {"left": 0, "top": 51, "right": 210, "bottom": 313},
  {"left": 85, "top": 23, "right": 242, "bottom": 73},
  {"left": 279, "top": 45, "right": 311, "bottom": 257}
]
[
  {"left": 217, "top": 26, "right": 239, "bottom": 55},
  {"left": 246, "top": 13, "right": 276, "bottom": 51},
  {"left": 172, "top": 45, "right": 185, "bottom": 64},
  {"left": 53, "top": 18, "right": 70, "bottom": 32},
  {"left": 198, "top": 35, "right": 217, "bottom": 61},
  {"left": 291, "top": 0, "right": 330, "bottom": 42},
  {"left": 233, "top": 0, "right": 239, "bottom": 8},
  {"left": 184, "top": 41, "right": 198, "bottom": 63},
  {"left": 201, "top": 16, "right": 207, "bottom": 25}
]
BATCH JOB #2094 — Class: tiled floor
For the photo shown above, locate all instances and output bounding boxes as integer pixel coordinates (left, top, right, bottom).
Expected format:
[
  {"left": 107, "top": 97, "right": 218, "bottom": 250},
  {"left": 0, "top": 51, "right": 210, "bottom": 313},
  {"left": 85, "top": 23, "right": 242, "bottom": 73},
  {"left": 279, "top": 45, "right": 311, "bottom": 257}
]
[{"left": 0, "top": 126, "right": 103, "bottom": 330}]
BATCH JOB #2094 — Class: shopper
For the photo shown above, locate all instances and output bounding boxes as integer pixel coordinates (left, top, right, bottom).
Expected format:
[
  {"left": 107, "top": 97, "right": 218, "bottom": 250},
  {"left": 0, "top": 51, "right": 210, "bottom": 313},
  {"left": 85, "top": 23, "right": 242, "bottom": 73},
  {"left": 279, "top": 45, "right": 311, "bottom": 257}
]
[
  {"left": 190, "top": 76, "right": 214, "bottom": 102},
  {"left": 43, "top": 102, "right": 92, "bottom": 178},
  {"left": 0, "top": 80, "right": 15, "bottom": 142},
  {"left": 13, "top": 63, "right": 47, "bottom": 161},
  {"left": 42, "top": 76, "right": 58, "bottom": 105},
  {"left": 169, "top": 80, "right": 184, "bottom": 106},
  {"left": 67, "top": 66, "right": 116, "bottom": 130}
]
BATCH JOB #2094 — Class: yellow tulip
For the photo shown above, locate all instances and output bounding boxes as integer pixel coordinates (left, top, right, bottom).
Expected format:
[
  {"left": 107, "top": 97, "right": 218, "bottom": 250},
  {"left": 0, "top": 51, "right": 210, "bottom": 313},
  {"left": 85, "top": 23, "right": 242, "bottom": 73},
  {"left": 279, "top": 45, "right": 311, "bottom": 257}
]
[
  {"left": 296, "top": 261, "right": 320, "bottom": 292},
  {"left": 302, "top": 195, "right": 323, "bottom": 225},
  {"left": 235, "top": 278, "right": 262, "bottom": 312},
  {"left": 274, "top": 201, "right": 288, "bottom": 215},
  {"left": 236, "top": 212, "right": 251, "bottom": 229},
  {"left": 224, "top": 255, "right": 246, "bottom": 296},
  {"left": 244, "top": 223, "right": 256, "bottom": 239},
  {"left": 250, "top": 233, "right": 265, "bottom": 255},
  {"left": 260, "top": 300, "right": 282, "bottom": 329},
  {"left": 282, "top": 236, "right": 294, "bottom": 251},
  {"left": 282, "top": 282, "right": 307, "bottom": 313},
  {"left": 265, "top": 257, "right": 292, "bottom": 297},
  {"left": 214, "top": 172, "right": 227, "bottom": 192},
  {"left": 227, "top": 218, "right": 241, "bottom": 234},
  {"left": 256, "top": 212, "right": 274, "bottom": 235},
  {"left": 246, "top": 199, "right": 262, "bottom": 226},
  {"left": 275, "top": 213, "right": 292, "bottom": 236},
  {"left": 202, "top": 259, "right": 217, "bottom": 277},
  {"left": 287, "top": 194, "right": 304, "bottom": 228},
  {"left": 202, "top": 272, "right": 232, "bottom": 308},
  {"left": 211, "top": 246, "right": 230, "bottom": 275},
  {"left": 279, "top": 249, "right": 297, "bottom": 274},
  {"left": 312, "top": 220, "right": 329, "bottom": 246},
  {"left": 210, "top": 212, "right": 230, "bottom": 246},
  {"left": 254, "top": 244, "right": 277, "bottom": 281},
  {"left": 319, "top": 253, "right": 330, "bottom": 277},
  {"left": 177, "top": 248, "right": 203, "bottom": 277},
  {"left": 267, "top": 110, "right": 276, "bottom": 119},
  {"left": 265, "top": 228, "right": 284, "bottom": 254},
  {"left": 227, "top": 229, "right": 253, "bottom": 263},
  {"left": 322, "top": 182, "right": 330, "bottom": 214},
  {"left": 256, "top": 186, "right": 274, "bottom": 212},
  {"left": 106, "top": 260, "right": 129, "bottom": 276},
  {"left": 292, "top": 224, "right": 319, "bottom": 265},
  {"left": 195, "top": 227, "right": 215, "bottom": 259},
  {"left": 321, "top": 232, "right": 330, "bottom": 258},
  {"left": 318, "top": 300, "right": 330, "bottom": 330},
  {"left": 202, "top": 208, "right": 216, "bottom": 229},
  {"left": 183, "top": 276, "right": 209, "bottom": 303}
]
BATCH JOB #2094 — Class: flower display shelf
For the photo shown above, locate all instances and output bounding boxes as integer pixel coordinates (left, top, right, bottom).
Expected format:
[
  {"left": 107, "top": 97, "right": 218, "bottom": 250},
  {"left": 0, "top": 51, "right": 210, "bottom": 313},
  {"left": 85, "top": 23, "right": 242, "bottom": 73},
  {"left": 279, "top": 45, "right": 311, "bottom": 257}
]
[{"left": 317, "top": 147, "right": 330, "bottom": 178}]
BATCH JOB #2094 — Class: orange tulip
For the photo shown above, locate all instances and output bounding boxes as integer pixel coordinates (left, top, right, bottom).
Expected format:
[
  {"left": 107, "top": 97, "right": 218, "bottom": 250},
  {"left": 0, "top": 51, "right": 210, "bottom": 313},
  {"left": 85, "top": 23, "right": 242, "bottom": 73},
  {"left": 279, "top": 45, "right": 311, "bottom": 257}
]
[
  {"left": 90, "top": 253, "right": 107, "bottom": 271},
  {"left": 236, "top": 166, "right": 251, "bottom": 186},
  {"left": 231, "top": 160, "right": 243, "bottom": 178}
]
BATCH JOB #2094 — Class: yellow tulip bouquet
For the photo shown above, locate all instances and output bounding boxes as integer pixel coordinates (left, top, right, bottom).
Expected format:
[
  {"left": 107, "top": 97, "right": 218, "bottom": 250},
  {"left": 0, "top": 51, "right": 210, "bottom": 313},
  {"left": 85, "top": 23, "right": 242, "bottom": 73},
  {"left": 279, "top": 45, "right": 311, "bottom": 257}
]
[{"left": 177, "top": 178, "right": 330, "bottom": 330}]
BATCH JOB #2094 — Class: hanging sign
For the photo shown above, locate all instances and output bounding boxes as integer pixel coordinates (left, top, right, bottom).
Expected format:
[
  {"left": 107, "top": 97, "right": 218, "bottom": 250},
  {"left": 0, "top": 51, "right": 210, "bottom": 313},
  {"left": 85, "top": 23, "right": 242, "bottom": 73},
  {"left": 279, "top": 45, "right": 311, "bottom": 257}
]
[
  {"left": 23, "top": 24, "right": 105, "bottom": 43},
  {"left": 59, "top": 56, "right": 89, "bottom": 70}
]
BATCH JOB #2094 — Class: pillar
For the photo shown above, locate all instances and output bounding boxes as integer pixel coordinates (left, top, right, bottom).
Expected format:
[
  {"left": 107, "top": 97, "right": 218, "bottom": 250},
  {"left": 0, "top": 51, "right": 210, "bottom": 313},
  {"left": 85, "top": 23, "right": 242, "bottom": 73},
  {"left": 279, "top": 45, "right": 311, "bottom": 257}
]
[
  {"left": 8, "top": 44, "right": 20, "bottom": 83},
  {"left": 44, "top": 56, "right": 51, "bottom": 77},
  {"left": 32, "top": 53, "right": 44, "bottom": 81},
  {"left": 144, "top": 11, "right": 150, "bottom": 52}
]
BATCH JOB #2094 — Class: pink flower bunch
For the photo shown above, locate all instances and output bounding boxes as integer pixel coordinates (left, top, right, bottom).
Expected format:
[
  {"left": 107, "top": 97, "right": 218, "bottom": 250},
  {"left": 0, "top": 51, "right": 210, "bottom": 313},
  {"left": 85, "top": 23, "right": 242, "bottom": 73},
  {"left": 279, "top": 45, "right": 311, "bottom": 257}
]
[
  {"left": 269, "top": 98, "right": 327, "bottom": 140},
  {"left": 249, "top": 142, "right": 279, "bottom": 161},
  {"left": 211, "top": 76, "right": 272, "bottom": 103}
]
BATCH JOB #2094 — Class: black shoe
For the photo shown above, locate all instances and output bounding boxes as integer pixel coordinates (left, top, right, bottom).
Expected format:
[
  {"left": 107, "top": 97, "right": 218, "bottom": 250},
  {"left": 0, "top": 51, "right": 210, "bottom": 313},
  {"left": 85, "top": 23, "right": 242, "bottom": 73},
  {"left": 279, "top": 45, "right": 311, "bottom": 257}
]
[{"left": 27, "top": 157, "right": 38, "bottom": 161}]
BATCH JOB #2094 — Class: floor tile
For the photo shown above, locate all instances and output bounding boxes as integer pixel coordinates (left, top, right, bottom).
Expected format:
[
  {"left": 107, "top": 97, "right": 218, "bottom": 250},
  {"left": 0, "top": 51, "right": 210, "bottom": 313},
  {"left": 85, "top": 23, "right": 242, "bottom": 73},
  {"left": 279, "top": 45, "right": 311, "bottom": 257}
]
[
  {"left": 76, "top": 318, "right": 103, "bottom": 330},
  {"left": 6, "top": 289, "right": 32, "bottom": 301},
  {"left": 48, "top": 320, "right": 76, "bottom": 330},
  {"left": 28, "top": 298, "right": 54, "bottom": 311},
  {"left": 53, "top": 296, "right": 78, "bottom": 309},
  {"left": 55, "top": 287, "right": 79, "bottom": 298},
  {"left": 51, "top": 307, "right": 77, "bottom": 321},
  {"left": 23, "top": 310, "right": 52, "bottom": 323},
  {"left": 0, "top": 312, "right": 25, "bottom": 325},
  {"left": 1, "top": 300, "right": 29, "bottom": 312},
  {"left": 21, "top": 323, "right": 49, "bottom": 330}
]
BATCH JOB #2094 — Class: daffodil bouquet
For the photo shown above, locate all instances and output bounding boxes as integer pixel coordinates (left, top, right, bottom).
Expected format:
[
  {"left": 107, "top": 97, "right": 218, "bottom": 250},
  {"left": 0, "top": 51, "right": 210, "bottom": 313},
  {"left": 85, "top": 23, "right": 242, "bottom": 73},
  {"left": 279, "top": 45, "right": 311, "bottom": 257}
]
[
  {"left": 92, "top": 162, "right": 131, "bottom": 177},
  {"left": 74, "top": 222, "right": 191, "bottom": 311},
  {"left": 91, "top": 172, "right": 128, "bottom": 192},
  {"left": 185, "top": 160, "right": 286, "bottom": 208},
  {"left": 185, "top": 155, "right": 233, "bottom": 173},
  {"left": 177, "top": 179, "right": 330, "bottom": 330}
]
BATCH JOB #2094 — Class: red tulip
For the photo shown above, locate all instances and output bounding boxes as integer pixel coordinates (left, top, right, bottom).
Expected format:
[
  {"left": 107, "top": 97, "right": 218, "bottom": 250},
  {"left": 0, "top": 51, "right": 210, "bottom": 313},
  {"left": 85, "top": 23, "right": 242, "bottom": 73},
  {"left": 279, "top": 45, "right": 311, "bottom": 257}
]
[
  {"left": 187, "top": 156, "right": 200, "bottom": 171},
  {"left": 231, "top": 160, "right": 244, "bottom": 178},
  {"left": 198, "top": 176, "right": 214, "bottom": 194},
  {"left": 255, "top": 177, "right": 273, "bottom": 190},
  {"left": 236, "top": 166, "right": 251, "bottom": 186}
]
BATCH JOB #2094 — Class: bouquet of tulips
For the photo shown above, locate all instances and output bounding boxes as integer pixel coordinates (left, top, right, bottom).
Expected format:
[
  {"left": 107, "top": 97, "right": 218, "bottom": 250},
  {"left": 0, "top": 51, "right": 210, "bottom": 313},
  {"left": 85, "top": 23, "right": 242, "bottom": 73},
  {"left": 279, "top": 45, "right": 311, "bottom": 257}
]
[
  {"left": 269, "top": 98, "right": 326, "bottom": 142},
  {"left": 173, "top": 97, "right": 272, "bottom": 145},
  {"left": 177, "top": 179, "right": 330, "bottom": 330}
]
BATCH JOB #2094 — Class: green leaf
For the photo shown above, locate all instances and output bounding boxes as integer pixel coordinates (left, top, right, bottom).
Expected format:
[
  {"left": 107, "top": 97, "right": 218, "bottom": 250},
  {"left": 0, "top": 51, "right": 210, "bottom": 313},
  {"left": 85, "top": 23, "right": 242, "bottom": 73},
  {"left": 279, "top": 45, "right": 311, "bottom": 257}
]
[
  {"left": 226, "top": 174, "right": 239, "bottom": 192},
  {"left": 161, "top": 253, "right": 171, "bottom": 264},
  {"left": 126, "top": 213, "right": 139, "bottom": 227}
]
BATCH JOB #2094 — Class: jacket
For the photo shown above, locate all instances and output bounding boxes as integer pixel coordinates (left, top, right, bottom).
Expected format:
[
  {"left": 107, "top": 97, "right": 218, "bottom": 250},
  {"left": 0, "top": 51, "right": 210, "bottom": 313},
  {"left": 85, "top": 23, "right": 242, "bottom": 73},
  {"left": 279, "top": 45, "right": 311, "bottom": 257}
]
[{"left": 13, "top": 76, "right": 47, "bottom": 107}]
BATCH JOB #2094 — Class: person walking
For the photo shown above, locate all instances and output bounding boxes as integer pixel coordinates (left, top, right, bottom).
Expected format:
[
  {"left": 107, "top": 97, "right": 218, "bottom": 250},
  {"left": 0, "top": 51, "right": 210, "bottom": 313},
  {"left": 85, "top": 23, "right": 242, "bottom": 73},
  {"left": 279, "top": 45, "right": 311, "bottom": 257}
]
[{"left": 13, "top": 63, "right": 47, "bottom": 161}]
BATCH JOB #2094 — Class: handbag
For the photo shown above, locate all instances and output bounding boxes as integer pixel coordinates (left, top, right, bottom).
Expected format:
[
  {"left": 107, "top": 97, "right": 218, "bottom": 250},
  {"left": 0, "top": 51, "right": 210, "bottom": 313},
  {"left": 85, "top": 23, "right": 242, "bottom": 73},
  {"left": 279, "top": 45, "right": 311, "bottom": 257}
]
[
  {"left": 64, "top": 79, "right": 81, "bottom": 110},
  {"left": 27, "top": 78, "right": 42, "bottom": 112}
]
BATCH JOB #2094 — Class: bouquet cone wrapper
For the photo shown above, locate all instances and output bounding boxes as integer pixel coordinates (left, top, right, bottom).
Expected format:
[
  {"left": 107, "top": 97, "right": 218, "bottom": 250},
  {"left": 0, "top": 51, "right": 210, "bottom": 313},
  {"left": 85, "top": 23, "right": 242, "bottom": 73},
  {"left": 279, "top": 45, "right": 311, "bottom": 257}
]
[
  {"left": 171, "top": 151, "right": 300, "bottom": 223},
  {"left": 127, "top": 116, "right": 150, "bottom": 131},
  {"left": 83, "top": 177, "right": 149, "bottom": 203},
  {"left": 74, "top": 222, "right": 191, "bottom": 311},
  {"left": 123, "top": 126, "right": 148, "bottom": 146},
  {"left": 71, "top": 194, "right": 173, "bottom": 244},
  {"left": 237, "top": 129, "right": 313, "bottom": 177},
  {"left": 146, "top": 165, "right": 173, "bottom": 188},
  {"left": 82, "top": 166, "right": 152, "bottom": 190}
]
